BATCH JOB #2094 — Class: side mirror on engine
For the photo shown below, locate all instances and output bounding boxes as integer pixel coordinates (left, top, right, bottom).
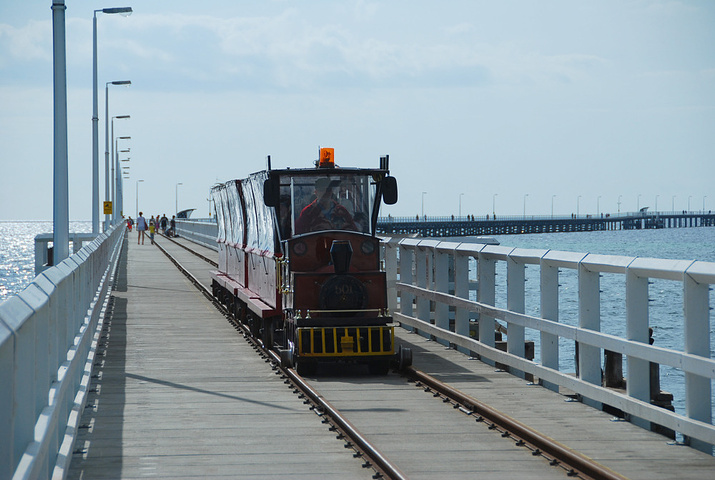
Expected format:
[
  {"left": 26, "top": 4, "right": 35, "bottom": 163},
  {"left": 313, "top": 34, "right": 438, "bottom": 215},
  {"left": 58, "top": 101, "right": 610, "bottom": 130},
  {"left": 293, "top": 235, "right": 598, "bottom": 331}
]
[
  {"left": 382, "top": 176, "right": 398, "bottom": 205},
  {"left": 263, "top": 176, "right": 279, "bottom": 207}
]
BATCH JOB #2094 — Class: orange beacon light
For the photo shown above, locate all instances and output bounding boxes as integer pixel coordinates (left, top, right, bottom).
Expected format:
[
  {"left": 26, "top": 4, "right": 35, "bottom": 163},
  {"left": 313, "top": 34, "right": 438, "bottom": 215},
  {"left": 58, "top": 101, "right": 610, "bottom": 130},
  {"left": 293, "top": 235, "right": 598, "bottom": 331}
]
[{"left": 319, "top": 147, "right": 335, "bottom": 168}]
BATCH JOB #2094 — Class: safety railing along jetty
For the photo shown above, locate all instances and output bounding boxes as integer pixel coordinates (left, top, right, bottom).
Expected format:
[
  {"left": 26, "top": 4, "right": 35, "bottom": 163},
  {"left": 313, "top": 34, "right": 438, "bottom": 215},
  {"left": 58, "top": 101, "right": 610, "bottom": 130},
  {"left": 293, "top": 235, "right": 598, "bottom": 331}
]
[
  {"left": 381, "top": 237, "right": 715, "bottom": 454},
  {"left": 0, "top": 225, "right": 124, "bottom": 479},
  {"left": 171, "top": 218, "right": 715, "bottom": 453}
]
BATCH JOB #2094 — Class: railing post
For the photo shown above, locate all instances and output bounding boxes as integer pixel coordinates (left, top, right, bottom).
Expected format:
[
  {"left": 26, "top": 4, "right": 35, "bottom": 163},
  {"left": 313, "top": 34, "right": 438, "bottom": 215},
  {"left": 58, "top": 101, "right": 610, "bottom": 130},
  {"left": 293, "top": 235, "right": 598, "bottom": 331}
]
[
  {"left": 434, "top": 247, "right": 450, "bottom": 346},
  {"left": 683, "top": 271, "right": 712, "bottom": 453},
  {"left": 398, "top": 242, "right": 414, "bottom": 331},
  {"left": 578, "top": 259, "right": 602, "bottom": 409},
  {"left": 477, "top": 254, "right": 496, "bottom": 366},
  {"left": 540, "top": 258, "right": 559, "bottom": 392},
  {"left": 507, "top": 255, "right": 525, "bottom": 378},
  {"left": 626, "top": 267, "right": 650, "bottom": 429},
  {"left": 454, "top": 250, "right": 470, "bottom": 355},
  {"left": 383, "top": 239, "right": 398, "bottom": 316},
  {"left": 415, "top": 244, "right": 430, "bottom": 338}
]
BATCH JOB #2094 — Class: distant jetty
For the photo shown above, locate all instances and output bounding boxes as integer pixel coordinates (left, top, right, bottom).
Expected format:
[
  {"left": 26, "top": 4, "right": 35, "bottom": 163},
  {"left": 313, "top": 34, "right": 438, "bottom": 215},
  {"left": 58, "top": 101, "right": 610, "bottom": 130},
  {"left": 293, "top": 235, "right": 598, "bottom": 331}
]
[{"left": 377, "top": 211, "right": 715, "bottom": 237}]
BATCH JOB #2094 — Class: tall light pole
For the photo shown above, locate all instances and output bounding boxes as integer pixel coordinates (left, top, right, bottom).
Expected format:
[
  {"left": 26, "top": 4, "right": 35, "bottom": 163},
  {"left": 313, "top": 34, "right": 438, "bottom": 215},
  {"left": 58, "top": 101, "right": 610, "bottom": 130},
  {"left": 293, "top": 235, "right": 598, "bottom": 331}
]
[
  {"left": 523, "top": 193, "right": 529, "bottom": 217},
  {"left": 114, "top": 134, "right": 130, "bottom": 224},
  {"left": 577, "top": 195, "right": 582, "bottom": 217},
  {"left": 421, "top": 191, "right": 427, "bottom": 218},
  {"left": 617, "top": 195, "right": 622, "bottom": 214},
  {"left": 53, "top": 0, "right": 69, "bottom": 262},
  {"left": 459, "top": 193, "right": 464, "bottom": 218},
  {"left": 136, "top": 179, "right": 144, "bottom": 218},
  {"left": 176, "top": 183, "right": 183, "bottom": 214},
  {"left": 94, "top": 7, "right": 132, "bottom": 233},
  {"left": 492, "top": 193, "right": 497, "bottom": 218},
  {"left": 104, "top": 81, "right": 131, "bottom": 230},
  {"left": 551, "top": 195, "right": 556, "bottom": 218}
]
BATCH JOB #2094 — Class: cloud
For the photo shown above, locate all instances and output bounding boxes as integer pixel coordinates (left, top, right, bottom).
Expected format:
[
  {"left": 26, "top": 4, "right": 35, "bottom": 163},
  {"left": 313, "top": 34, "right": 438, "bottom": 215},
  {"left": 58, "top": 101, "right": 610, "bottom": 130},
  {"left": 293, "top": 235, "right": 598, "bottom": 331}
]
[{"left": 0, "top": 20, "right": 52, "bottom": 63}]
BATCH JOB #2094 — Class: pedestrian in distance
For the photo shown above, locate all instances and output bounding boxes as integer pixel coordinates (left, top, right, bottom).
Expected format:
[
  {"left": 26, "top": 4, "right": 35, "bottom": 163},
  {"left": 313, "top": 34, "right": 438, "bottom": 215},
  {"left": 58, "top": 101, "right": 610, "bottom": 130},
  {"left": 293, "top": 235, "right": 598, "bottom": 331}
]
[
  {"left": 149, "top": 216, "right": 156, "bottom": 245},
  {"left": 126, "top": 216, "right": 134, "bottom": 232},
  {"left": 136, "top": 212, "right": 147, "bottom": 245},
  {"left": 160, "top": 214, "right": 168, "bottom": 233}
]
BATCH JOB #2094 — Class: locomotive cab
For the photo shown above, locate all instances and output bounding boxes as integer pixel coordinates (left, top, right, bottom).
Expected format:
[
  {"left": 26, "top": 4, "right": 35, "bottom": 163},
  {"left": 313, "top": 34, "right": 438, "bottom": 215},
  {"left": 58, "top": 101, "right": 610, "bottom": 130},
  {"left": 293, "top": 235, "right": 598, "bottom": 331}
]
[{"left": 265, "top": 152, "right": 400, "bottom": 375}]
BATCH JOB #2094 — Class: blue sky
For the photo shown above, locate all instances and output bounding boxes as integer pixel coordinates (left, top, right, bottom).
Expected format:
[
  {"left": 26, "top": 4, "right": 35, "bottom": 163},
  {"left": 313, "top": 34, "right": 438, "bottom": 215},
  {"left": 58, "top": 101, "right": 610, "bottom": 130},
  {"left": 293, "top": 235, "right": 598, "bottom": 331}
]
[{"left": 1, "top": 1, "right": 714, "bottom": 220}]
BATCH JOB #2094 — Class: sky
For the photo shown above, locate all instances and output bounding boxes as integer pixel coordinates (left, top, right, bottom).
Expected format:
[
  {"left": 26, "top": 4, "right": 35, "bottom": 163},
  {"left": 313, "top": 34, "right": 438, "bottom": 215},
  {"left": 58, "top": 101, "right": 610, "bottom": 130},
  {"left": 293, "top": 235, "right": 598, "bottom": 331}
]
[{"left": 1, "top": 1, "right": 714, "bottom": 221}]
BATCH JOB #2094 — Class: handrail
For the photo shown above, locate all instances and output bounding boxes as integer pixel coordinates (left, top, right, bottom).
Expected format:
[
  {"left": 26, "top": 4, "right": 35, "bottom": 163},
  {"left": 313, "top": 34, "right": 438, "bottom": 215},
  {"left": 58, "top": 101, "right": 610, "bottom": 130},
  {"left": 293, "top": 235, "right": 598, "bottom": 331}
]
[
  {"left": 381, "top": 236, "right": 715, "bottom": 454},
  {"left": 0, "top": 225, "right": 125, "bottom": 479}
]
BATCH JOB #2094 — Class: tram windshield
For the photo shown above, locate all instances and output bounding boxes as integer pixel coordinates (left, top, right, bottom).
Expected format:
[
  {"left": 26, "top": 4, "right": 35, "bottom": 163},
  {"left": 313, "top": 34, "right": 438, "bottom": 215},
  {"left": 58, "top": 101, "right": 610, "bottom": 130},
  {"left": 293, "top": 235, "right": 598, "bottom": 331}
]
[{"left": 278, "top": 174, "right": 375, "bottom": 238}]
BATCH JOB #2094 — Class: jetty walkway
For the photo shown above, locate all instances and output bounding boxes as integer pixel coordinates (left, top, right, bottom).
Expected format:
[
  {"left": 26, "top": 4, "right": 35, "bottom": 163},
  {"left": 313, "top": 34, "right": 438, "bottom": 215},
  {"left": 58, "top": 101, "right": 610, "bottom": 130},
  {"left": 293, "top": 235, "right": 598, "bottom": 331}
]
[{"left": 61, "top": 235, "right": 715, "bottom": 479}]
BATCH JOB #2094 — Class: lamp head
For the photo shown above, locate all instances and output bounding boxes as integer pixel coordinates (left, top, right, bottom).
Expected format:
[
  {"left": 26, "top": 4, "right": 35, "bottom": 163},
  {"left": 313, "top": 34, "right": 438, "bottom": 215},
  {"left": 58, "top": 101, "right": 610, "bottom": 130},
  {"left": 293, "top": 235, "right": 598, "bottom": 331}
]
[
  {"left": 103, "top": 7, "right": 133, "bottom": 15},
  {"left": 111, "top": 80, "right": 131, "bottom": 86}
]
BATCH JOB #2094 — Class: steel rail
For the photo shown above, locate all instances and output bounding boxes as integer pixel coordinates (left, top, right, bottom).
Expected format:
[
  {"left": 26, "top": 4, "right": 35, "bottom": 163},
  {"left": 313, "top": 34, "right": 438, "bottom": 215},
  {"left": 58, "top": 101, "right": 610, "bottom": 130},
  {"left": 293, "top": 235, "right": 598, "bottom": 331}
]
[
  {"left": 155, "top": 235, "right": 631, "bottom": 480},
  {"left": 404, "top": 366, "right": 630, "bottom": 480},
  {"left": 153, "top": 237, "right": 407, "bottom": 480},
  {"left": 159, "top": 232, "right": 218, "bottom": 267}
]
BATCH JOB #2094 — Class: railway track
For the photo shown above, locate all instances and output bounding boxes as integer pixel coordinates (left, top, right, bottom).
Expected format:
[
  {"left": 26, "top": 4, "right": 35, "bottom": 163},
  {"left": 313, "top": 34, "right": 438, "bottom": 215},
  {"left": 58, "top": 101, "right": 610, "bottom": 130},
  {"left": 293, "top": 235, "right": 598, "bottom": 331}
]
[{"left": 154, "top": 234, "right": 630, "bottom": 480}]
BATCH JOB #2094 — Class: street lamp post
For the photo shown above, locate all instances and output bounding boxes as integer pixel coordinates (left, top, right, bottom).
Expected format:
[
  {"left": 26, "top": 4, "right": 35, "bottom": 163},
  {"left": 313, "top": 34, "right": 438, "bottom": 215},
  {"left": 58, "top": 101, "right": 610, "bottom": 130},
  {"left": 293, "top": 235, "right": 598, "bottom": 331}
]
[
  {"left": 597, "top": 195, "right": 601, "bottom": 216},
  {"left": 577, "top": 195, "right": 582, "bottom": 217},
  {"left": 618, "top": 195, "right": 622, "bottom": 214},
  {"left": 114, "top": 135, "right": 130, "bottom": 224},
  {"left": 136, "top": 179, "right": 144, "bottom": 218},
  {"left": 421, "top": 191, "right": 427, "bottom": 219},
  {"left": 459, "top": 193, "right": 464, "bottom": 219},
  {"left": 104, "top": 81, "right": 130, "bottom": 230},
  {"left": 93, "top": 6, "right": 132, "bottom": 234},
  {"left": 492, "top": 194, "right": 497, "bottom": 218},
  {"left": 111, "top": 117, "right": 129, "bottom": 225},
  {"left": 176, "top": 183, "right": 183, "bottom": 214},
  {"left": 53, "top": 0, "right": 69, "bottom": 262}
]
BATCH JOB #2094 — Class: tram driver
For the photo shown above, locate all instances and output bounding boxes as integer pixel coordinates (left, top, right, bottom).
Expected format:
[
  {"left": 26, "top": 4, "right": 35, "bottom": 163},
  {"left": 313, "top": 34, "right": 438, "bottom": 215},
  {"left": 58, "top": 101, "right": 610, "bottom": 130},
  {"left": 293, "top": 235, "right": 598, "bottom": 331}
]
[{"left": 295, "top": 177, "right": 357, "bottom": 234}]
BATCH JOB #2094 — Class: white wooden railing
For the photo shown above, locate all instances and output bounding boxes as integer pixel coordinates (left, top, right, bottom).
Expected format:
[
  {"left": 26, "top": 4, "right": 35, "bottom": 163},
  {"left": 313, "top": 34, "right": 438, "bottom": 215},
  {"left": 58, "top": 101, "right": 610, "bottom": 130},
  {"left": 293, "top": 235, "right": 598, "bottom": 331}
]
[
  {"left": 0, "top": 225, "right": 124, "bottom": 480},
  {"left": 382, "top": 237, "right": 715, "bottom": 454},
  {"left": 175, "top": 219, "right": 218, "bottom": 251}
]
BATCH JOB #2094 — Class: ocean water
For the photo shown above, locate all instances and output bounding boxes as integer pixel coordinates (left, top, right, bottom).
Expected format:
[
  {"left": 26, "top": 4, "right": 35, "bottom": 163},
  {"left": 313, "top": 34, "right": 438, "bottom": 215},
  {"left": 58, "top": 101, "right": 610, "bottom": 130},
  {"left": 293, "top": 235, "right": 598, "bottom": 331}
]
[{"left": 0, "top": 221, "right": 92, "bottom": 302}]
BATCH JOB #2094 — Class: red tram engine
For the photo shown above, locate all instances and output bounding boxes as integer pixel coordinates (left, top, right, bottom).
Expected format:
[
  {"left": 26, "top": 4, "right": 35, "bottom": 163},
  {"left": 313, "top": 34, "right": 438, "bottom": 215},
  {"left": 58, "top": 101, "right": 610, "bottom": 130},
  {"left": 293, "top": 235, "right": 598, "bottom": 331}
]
[{"left": 210, "top": 149, "right": 410, "bottom": 375}]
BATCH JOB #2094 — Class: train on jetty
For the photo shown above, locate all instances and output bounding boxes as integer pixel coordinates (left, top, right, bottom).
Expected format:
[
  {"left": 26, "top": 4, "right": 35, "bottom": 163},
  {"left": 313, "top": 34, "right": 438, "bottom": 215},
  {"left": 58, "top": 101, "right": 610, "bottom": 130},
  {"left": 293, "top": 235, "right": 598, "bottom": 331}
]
[{"left": 209, "top": 148, "right": 411, "bottom": 375}]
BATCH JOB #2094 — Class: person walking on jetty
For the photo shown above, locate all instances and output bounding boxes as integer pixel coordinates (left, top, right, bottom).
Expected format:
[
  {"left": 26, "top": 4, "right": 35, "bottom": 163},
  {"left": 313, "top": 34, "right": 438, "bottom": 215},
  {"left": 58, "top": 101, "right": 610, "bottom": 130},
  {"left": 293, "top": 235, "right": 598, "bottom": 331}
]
[
  {"left": 126, "top": 216, "right": 133, "bottom": 232},
  {"left": 136, "top": 212, "right": 147, "bottom": 245},
  {"left": 149, "top": 216, "right": 156, "bottom": 245}
]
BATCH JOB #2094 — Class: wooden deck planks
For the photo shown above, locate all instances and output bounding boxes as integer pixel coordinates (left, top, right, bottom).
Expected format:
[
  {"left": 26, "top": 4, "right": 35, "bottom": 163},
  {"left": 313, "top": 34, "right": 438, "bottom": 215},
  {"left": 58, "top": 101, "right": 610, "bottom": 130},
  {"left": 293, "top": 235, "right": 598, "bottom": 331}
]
[{"left": 68, "top": 237, "right": 374, "bottom": 480}]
